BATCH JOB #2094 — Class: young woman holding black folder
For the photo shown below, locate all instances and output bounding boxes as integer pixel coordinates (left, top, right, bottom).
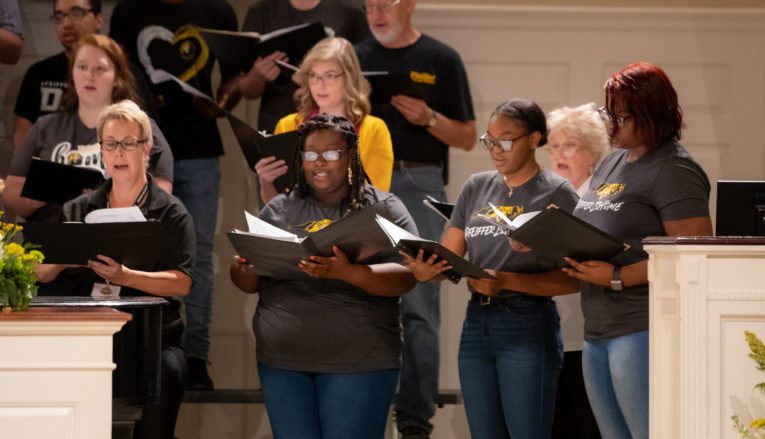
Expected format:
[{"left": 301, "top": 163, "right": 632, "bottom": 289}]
[
  {"left": 561, "top": 62, "right": 712, "bottom": 439},
  {"left": 36, "top": 100, "right": 195, "bottom": 439},
  {"left": 4, "top": 34, "right": 173, "bottom": 223},
  {"left": 230, "top": 114, "right": 416, "bottom": 439},
  {"left": 406, "top": 99, "right": 580, "bottom": 439},
  {"left": 254, "top": 37, "right": 394, "bottom": 204}
]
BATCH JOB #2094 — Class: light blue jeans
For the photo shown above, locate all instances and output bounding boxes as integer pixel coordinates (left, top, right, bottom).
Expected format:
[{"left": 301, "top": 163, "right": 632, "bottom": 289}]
[
  {"left": 174, "top": 158, "right": 220, "bottom": 362},
  {"left": 257, "top": 362, "right": 399, "bottom": 439},
  {"left": 390, "top": 165, "right": 445, "bottom": 432},
  {"left": 458, "top": 297, "right": 562, "bottom": 439},
  {"left": 582, "top": 330, "right": 649, "bottom": 439}
]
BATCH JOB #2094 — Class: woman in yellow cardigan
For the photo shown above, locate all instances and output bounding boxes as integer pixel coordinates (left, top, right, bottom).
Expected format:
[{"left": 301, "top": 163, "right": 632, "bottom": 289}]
[{"left": 255, "top": 37, "right": 393, "bottom": 203}]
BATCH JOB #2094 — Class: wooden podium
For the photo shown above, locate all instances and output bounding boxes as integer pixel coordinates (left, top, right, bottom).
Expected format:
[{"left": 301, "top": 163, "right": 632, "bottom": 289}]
[
  {"left": 645, "top": 237, "right": 765, "bottom": 439},
  {"left": 0, "top": 306, "right": 130, "bottom": 439}
]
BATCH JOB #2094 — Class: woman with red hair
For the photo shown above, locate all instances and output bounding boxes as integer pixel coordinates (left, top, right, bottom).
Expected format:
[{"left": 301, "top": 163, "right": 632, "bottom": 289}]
[{"left": 563, "top": 62, "right": 712, "bottom": 438}]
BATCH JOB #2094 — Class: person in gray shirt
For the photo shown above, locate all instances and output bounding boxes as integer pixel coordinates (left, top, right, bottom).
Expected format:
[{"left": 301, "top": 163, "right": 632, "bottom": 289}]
[
  {"left": 230, "top": 114, "right": 417, "bottom": 439},
  {"left": 406, "top": 99, "right": 580, "bottom": 439},
  {"left": 564, "top": 62, "right": 712, "bottom": 439}
]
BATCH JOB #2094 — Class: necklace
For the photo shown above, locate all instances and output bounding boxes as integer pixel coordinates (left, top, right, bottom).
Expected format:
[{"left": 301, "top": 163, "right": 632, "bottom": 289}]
[{"left": 502, "top": 175, "right": 516, "bottom": 198}]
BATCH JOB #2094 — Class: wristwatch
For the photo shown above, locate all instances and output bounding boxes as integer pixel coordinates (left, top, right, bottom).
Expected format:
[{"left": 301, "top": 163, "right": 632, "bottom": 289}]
[
  {"left": 426, "top": 110, "right": 438, "bottom": 128},
  {"left": 611, "top": 265, "right": 624, "bottom": 291}
]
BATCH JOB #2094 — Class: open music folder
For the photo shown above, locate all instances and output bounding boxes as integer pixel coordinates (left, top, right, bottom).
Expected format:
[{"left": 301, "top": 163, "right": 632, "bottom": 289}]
[
  {"left": 422, "top": 195, "right": 454, "bottom": 221},
  {"left": 375, "top": 215, "right": 493, "bottom": 284},
  {"left": 199, "top": 22, "right": 327, "bottom": 74},
  {"left": 21, "top": 159, "right": 105, "bottom": 205},
  {"left": 227, "top": 203, "right": 398, "bottom": 279},
  {"left": 364, "top": 71, "right": 427, "bottom": 104}
]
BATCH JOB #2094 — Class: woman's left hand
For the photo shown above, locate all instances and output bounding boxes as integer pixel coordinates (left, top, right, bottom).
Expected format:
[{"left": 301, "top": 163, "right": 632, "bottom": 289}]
[
  {"left": 299, "top": 245, "right": 351, "bottom": 279},
  {"left": 466, "top": 269, "right": 501, "bottom": 296},
  {"left": 87, "top": 255, "right": 132, "bottom": 285},
  {"left": 561, "top": 257, "right": 613, "bottom": 287}
]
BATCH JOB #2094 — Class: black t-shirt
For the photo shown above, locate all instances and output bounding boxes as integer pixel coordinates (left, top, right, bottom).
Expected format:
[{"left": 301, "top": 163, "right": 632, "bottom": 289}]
[
  {"left": 241, "top": 0, "right": 370, "bottom": 132},
  {"left": 355, "top": 35, "right": 475, "bottom": 171},
  {"left": 13, "top": 51, "right": 156, "bottom": 124},
  {"left": 109, "top": 0, "right": 238, "bottom": 159}
]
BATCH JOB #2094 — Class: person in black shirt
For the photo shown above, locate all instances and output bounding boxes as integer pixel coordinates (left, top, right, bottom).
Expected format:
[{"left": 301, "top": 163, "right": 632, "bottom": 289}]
[{"left": 355, "top": 1, "right": 476, "bottom": 437}]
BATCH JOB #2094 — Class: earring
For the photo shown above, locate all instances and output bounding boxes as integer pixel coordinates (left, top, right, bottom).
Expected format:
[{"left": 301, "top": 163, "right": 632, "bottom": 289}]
[{"left": 347, "top": 166, "right": 353, "bottom": 186}]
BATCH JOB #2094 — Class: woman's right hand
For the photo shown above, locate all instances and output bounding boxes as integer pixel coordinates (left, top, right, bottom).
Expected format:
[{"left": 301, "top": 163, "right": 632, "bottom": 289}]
[
  {"left": 250, "top": 51, "right": 288, "bottom": 82},
  {"left": 400, "top": 249, "right": 453, "bottom": 283},
  {"left": 254, "top": 156, "right": 288, "bottom": 183},
  {"left": 230, "top": 255, "right": 259, "bottom": 294}
]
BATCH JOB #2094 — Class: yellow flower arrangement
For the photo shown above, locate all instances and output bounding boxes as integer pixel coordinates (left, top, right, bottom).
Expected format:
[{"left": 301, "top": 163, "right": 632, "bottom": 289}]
[
  {"left": 0, "top": 212, "right": 44, "bottom": 312},
  {"left": 732, "top": 331, "right": 765, "bottom": 438}
]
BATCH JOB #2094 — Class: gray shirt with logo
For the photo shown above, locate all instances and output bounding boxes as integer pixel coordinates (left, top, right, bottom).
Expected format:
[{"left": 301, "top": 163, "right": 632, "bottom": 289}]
[
  {"left": 573, "top": 141, "right": 710, "bottom": 340},
  {"left": 450, "top": 169, "right": 579, "bottom": 296},
  {"left": 254, "top": 186, "right": 417, "bottom": 373}
]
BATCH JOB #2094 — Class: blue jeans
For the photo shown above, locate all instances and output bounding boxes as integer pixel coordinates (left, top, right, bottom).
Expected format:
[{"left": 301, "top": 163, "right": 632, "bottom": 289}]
[
  {"left": 257, "top": 362, "right": 399, "bottom": 439},
  {"left": 390, "top": 166, "right": 445, "bottom": 432},
  {"left": 582, "top": 331, "right": 648, "bottom": 439},
  {"left": 174, "top": 158, "right": 220, "bottom": 361},
  {"left": 458, "top": 298, "right": 562, "bottom": 439}
]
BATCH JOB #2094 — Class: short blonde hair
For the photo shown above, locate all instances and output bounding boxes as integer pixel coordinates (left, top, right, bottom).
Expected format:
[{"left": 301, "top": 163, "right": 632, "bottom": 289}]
[
  {"left": 292, "top": 37, "right": 370, "bottom": 125},
  {"left": 97, "top": 100, "right": 152, "bottom": 144},
  {"left": 547, "top": 102, "right": 609, "bottom": 161}
]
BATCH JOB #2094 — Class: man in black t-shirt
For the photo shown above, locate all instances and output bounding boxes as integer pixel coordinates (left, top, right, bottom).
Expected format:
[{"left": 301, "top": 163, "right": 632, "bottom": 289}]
[
  {"left": 110, "top": 0, "right": 241, "bottom": 391},
  {"left": 355, "top": 1, "right": 476, "bottom": 437}
]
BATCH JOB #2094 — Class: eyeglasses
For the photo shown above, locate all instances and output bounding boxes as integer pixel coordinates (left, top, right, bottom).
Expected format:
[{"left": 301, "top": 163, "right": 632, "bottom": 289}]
[
  {"left": 302, "top": 149, "right": 347, "bottom": 162},
  {"left": 100, "top": 137, "right": 147, "bottom": 152},
  {"left": 479, "top": 132, "right": 528, "bottom": 152},
  {"left": 364, "top": 0, "right": 401, "bottom": 13},
  {"left": 50, "top": 6, "right": 94, "bottom": 24},
  {"left": 307, "top": 71, "right": 344, "bottom": 86},
  {"left": 598, "top": 106, "right": 632, "bottom": 128},
  {"left": 547, "top": 142, "right": 582, "bottom": 158}
]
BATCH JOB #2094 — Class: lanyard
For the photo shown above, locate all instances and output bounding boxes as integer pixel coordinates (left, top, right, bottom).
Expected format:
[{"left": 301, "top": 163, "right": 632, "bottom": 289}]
[{"left": 107, "top": 182, "right": 149, "bottom": 208}]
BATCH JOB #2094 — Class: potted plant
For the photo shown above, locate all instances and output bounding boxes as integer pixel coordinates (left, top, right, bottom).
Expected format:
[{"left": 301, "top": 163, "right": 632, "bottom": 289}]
[{"left": 0, "top": 212, "right": 45, "bottom": 312}]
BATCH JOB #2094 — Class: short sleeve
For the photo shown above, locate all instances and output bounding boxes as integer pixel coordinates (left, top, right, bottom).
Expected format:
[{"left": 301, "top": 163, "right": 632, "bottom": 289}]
[
  {"left": 148, "top": 119, "right": 174, "bottom": 183},
  {"left": 652, "top": 158, "right": 711, "bottom": 221},
  {"left": 163, "top": 200, "right": 196, "bottom": 279},
  {"left": 358, "top": 117, "right": 393, "bottom": 192},
  {"left": 14, "top": 67, "right": 42, "bottom": 122},
  {"left": 550, "top": 180, "right": 579, "bottom": 214},
  {"left": 8, "top": 119, "right": 43, "bottom": 176},
  {"left": 439, "top": 49, "right": 475, "bottom": 122},
  {"left": 449, "top": 176, "right": 475, "bottom": 231}
]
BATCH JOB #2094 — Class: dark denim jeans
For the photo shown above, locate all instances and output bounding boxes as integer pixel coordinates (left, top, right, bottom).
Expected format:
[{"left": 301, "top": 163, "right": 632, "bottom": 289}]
[
  {"left": 582, "top": 330, "right": 649, "bottom": 439},
  {"left": 257, "top": 362, "right": 399, "bottom": 439},
  {"left": 174, "top": 158, "right": 220, "bottom": 362},
  {"left": 458, "top": 298, "right": 562, "bottom": 439},
  {"left": 389, "top": 165, "right": 446, "bottom": 432}
]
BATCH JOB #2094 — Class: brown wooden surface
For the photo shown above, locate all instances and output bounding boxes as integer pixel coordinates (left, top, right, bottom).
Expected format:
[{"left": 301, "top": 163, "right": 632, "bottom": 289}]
[
  {"left": 643, "top": 236, "right": 765, "bottom": 245},
  {"left": 0, "top": 306, "right": 132, "bottom": 322}
]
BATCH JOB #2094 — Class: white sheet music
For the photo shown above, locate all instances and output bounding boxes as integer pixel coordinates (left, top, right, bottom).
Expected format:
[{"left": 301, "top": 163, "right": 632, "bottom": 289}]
[{"left": 84, "top": 206, "right": 147, "bottom": 224}]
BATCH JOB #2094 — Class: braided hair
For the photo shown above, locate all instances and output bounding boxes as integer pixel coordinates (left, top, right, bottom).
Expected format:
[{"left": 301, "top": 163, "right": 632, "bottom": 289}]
[{"left": 294, "top": 114, "right": 370, "bottom": 216}]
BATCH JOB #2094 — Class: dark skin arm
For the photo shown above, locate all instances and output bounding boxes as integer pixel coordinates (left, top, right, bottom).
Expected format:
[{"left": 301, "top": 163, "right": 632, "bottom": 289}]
[{"left": 230, "top": 255, "right": 261, "bottom": 294}]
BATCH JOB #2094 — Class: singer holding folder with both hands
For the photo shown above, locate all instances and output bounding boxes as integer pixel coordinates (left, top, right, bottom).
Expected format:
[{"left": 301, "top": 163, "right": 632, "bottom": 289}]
[
  {"left": 36, "top": 101, "right": 195, "bottom": 439},
  {"left": 405, "top": 99, "right": 580, "bottom": 439},
  {"left": 230, "top": 114, "right": 415, "bottom": 439}
]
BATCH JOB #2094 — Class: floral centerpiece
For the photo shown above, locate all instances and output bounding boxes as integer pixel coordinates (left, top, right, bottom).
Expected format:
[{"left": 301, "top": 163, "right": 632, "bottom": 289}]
[
  {"left": 0, "top": 212, "right": 45, "bottom": 312},
  {"left": 732, "top": 330, "right": 765, "bottom": 438}
]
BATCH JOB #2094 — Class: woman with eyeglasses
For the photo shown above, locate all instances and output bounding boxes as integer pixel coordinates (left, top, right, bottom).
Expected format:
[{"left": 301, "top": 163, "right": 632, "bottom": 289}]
[
  {"left": 546, "top": 102, "right": 609, "bottom": 439},
  {"left": 5, "top": 33, "right": 173, "bottom": 223},
  {"left": 563, "top": 62, "right": 712, "bottom": 439},
  {"left": 36, "top": 100, "right": 195, "bottom": 439},
  {"left": 405, "top": 99, "right": 580, "bottom": 438},
  {"left": 230, "top": 114, "right": 416, "bottom": 438},
  {"left": 254, "top": 37, "right": 393, "bottom": 204}
]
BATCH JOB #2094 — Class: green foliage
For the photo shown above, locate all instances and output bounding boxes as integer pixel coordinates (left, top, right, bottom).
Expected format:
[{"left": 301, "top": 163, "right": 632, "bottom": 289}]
[{"left": 0, "top": 212, "right": 44, "bottom": 311}]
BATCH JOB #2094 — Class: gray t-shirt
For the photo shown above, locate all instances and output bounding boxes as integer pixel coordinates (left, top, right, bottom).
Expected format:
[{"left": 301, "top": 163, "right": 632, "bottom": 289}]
[
  {"left": 573, "top": 141, "right": 710, "bottom": 340},
  {"left": 254, "top": 186, "right": 417, "bottom": 373},
  {"left": 9, "top": 111, "right": 174, "bottom": 221},
  {"left": 450, "top": 169, "right": 579, "bottom": 297}
]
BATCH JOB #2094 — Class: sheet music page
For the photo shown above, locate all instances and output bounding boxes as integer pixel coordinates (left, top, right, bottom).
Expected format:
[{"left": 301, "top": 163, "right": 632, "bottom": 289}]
[
  {"left": 375, "top": 215, "right": 422, "bottom": 244},
  {"left": 84, "top": 206, "right": 147, "bottom": 223},
  {"left": 243, "top": 211, "right": 301, "bottom": 243}
]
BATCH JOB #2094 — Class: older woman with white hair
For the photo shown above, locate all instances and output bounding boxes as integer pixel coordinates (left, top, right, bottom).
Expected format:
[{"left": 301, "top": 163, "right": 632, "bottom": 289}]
[
  {"left": 546, "top": 102, "right": 609, "bottom": 439},
  {"left": 37, "top": 99, "right": 195, "bottom": 439}
]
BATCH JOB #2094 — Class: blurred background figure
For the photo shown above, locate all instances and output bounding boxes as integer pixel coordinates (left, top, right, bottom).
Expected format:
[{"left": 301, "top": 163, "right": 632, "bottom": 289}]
[{"left": 0, "top": 0, "right": 23, "bottom": 65}]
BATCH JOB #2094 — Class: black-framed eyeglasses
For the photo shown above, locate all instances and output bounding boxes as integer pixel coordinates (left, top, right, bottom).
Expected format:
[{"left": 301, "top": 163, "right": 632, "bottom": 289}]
[
  {"left": 99, "top": 137, "right": 147, "bottom": 152},
  {"left": 364, "top": 0, "right": 401, "bottom": 14},
  {"left": 598, "top": 106, "right": 632, "bottom": 128},
  {"left": 50, "top": 6, "right": 94, "bottom": 24},
  {"left": 302, "top": 149, "right": 346, "bottom": 162},
  {"left": 307, "top": 71, "right": 344, "bottom": 85},
  {"left": 479, "top": 132, "right": 528, "bottom": 152}
]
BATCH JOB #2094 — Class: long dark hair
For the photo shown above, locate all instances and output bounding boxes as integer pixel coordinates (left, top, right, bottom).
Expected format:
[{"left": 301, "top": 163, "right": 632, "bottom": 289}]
[{"left": 294, "top": 114, "right": 370, "bottom": 216}]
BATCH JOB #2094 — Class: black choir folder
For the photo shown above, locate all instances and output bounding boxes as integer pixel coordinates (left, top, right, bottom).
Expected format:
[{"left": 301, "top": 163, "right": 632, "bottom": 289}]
[
  {"left": 423, "top": 196, "right": 454, "bottom": 221},
  {"left": 364, "top": 72, "right": 427, "bottom": 104},
  {"left": 226, "top": 113, "right": 299, "bottom": 194},
  {"left": 21, "top": 159, "right": 105, "bottom": 205},
  {"left": 227, "top": 203, "right": 397, "bottom": 279},
  {"left": 375, "top": 215, "right": 494, "bottom": 284},
  {"left": 200, "top": 22, "right": 327, "bottom": 74},
  {"left": 482, "top": 204, "right": 630, "bottom": 263}
]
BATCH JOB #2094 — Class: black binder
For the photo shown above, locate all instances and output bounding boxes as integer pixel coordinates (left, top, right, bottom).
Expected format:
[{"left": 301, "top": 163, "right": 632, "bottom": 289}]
[
  {"left": 365, "top": 72, "right": 427, "bottom": 104},
  {"left": 200, "top": 22, "right": 327, "bottom": 74},
  {"left": 21, "top": 159, "right": 105, "bottom": 205},
  {"left": 22, "top": 221, "right": 176, "bottom": 267},
  {"left": 423, "top": 195, "right": 454, "bottom": 221}
]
